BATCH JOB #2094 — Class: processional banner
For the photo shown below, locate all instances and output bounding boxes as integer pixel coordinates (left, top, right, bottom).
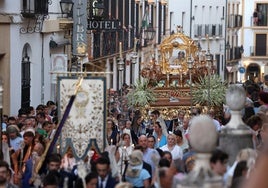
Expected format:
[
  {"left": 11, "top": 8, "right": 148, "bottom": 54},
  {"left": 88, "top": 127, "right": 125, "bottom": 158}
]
[{"left": 57, "top": 76, "right": 106, "bottom": 159}]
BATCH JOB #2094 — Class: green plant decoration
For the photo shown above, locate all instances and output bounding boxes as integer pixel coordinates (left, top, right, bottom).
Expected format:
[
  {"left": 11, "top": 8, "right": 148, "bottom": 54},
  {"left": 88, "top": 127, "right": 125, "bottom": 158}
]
[
  {"left": 192, "top": 75, "right": 227, "bottom": 107},
  {"left": 127, "top": 79, "right": 157, "bottom": 107}
]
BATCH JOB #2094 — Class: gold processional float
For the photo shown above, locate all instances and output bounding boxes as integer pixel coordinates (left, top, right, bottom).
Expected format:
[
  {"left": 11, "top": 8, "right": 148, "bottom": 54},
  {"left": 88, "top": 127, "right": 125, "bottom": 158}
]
[{"left": 137, "top": 28, "right": 219, "bottom": 120}]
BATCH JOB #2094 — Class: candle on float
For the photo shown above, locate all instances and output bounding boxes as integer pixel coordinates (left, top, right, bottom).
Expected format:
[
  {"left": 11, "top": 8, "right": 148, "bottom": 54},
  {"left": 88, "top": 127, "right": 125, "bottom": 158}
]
[
  {"left": 123, "top": 146, "right": 127, "bottom": 160},
  {"left": 56, "top": 145, "right": 60, "bottom": 153},
  {"left": 119, "top": 42, "right": 123, "bottom": 59},
  {"left": 111, "top": 139, "right": 113, "bottom": 145},
  {"left": 134, "top": 38, "right": 137, "bottom": 52}
]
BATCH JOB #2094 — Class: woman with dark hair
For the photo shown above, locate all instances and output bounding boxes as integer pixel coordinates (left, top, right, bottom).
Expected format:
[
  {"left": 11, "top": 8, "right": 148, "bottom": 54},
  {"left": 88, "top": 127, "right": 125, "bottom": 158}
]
[
  {"left": 128, "top": 108, "right": 135, "bottom": 122},
  {"left": 131, "top": 115, "right": 146, "bottom": 137},
  {"left": 174, "top": 129, "right": 189, "bottom": 153},
  {"left": 107, "top": 119, "right": 119, "bottom": 145},
  {"left": 246, "top": 115, "right": 262, "bottom": 148},
  {"left": 2, "top": 131, "right": 12, "bottom": 166},
  {"left": 2, "top": 131, "right": 10, "bottom": 146},
  {"left": 210, "top": 149, "right": 229, "bottom": 176},
  {"left": 259, "top": 91, "right": 268, "bottom": 105},
  {"left": 231, "top": 160, "right": 248, "bottom": 188},
  {"left": 153, "top": 121, "right": 167, "bottom": 148}
]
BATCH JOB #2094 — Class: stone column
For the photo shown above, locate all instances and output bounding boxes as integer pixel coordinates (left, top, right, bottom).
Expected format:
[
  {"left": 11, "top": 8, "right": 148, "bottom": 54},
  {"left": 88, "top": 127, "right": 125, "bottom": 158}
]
[
  {"left": 177, "top": 115, "right": 223, "bottom": 188},
  {"left": 219, "top": 85, "right": 253, "bottom": 165}
]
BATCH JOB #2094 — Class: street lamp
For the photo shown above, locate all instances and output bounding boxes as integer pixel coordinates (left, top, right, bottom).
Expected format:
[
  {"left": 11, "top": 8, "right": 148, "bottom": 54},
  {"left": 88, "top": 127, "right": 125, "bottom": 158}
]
[
  {"left": 143, "top": 23, "right": 156, "bottom": 41},
  {"left": 206, "top": 50, "right": 213, "bottom": 109},
  {"left": 187, "top": 56, "right": 194, "bottom": 110},
  {"left": 139, "top": 6, "right": 156, "bottom": 46},
  {"left": 117, "top": 56, "right": 125, "bottom": 112},
  {"left": 130, "top": 51, "right": 138, "bottom": 84},
  {"left": 60, "top": 0, "right": 74, "bottom": 18},
  {"left": 118, "top": 41, "right": 125, "bottom": 94},
  {"left": 130, "top": 42, "right": 138, "bottom": 83}
]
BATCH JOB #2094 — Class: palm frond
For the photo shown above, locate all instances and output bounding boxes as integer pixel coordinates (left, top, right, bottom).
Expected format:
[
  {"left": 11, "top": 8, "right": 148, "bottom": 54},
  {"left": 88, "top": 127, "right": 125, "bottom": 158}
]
[
  {"left": 127, "top": 79, "right": 157, "bottom": 107},
  {"left": 192, "top": 75, "right": 227, "bottom": 106}
]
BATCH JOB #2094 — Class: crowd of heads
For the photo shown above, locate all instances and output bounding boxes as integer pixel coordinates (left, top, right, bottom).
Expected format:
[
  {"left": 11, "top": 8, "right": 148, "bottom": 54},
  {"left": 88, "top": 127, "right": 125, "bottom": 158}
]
[
  {"left": 0, "top": 75, "right": 268, "bottom": 187},
  {"left": 102, "top": 77, "right": 268, "bottom": 187}
]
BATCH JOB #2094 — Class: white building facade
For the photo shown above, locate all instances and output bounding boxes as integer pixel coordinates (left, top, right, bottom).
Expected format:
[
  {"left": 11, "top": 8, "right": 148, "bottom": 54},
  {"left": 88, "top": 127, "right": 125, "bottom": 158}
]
[
  {"left": 168, "top": 0, "right": 228, "bottom": 80},
  {"left": 0, "top": 0, "right": 170, "bottom": 116},
  {"left": 0, "top": 0, "right": 69, "bottom": 115},
  {"left": 239, "top": 0, "right": 268, "bottom": 82}
]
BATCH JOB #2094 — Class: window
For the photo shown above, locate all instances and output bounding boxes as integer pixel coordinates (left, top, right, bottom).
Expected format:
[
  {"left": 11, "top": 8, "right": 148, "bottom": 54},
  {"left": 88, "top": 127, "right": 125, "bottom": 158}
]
[
  {"left": 21, "top": 0, "right": 48, "bottom": 17},
  {"left": 256, "top": 3, "right": 268, "bottom": 26},
  {"left": 255, "top": 34, "right": 267, "bottom": 56}
]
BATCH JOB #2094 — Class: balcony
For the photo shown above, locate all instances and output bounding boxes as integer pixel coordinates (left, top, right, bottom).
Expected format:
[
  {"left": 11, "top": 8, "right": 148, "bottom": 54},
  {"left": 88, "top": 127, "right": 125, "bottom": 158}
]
[
  {"left": 227, "top": 14, "right": 243, "bottom": 28},
  {"left": 193, "top": 24, "right": 223, "bottom": 39},
  {"left": 226, "top": 46, "right": 243, "bottom": 61},
  {"left": 21, "top": 0, "right": 49, "bottom": 18},
  {"left": 250, "top": 16, "right": 268, "bottom": 27},
  {"left": 249, "top": 46, "right": 268, "bottom": 57}
]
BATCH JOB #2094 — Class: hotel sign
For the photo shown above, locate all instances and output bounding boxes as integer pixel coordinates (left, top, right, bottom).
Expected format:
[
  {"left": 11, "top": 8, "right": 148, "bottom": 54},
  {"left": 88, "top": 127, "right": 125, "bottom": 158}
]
[
  {"left": 72, "top": 0, "right": 87, "bottom": 56},
  {"left": 87, "top": 20, "right": 121, "bottom": 30}
]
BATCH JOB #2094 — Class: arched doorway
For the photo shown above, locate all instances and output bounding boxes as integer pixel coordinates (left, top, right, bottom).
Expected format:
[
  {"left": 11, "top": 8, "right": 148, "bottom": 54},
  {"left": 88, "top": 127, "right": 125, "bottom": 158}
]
[
  {"left": 21, "top": 44, "right": 31, "bottom": 108},
  {"left": 246, "top": 63, "right": 260, "bottom": 82}
]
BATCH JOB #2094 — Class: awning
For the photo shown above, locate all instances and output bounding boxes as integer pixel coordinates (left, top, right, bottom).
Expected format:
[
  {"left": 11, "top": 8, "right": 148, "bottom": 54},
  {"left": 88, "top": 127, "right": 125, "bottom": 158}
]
[{"left": 49, "top": 39, "right": 70, "bottom": 49}]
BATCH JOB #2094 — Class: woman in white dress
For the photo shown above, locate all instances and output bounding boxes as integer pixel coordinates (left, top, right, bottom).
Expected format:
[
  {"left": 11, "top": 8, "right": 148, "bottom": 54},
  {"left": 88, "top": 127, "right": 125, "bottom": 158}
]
[
  {"left": 160, "top": 134, "right": 183, "bottom": 160},
  {"left": 116, "top": 133, "right": 134, "bottom": 179}
]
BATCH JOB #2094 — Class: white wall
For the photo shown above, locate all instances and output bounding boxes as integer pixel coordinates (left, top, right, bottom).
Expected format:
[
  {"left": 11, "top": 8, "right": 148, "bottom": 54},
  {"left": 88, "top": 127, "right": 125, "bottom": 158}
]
[
  {"left": 0, "top": 0, "right": 20, "bottom": 13},
  {"left": 7, "top": 0, "right": 65, "bottom": 115}
]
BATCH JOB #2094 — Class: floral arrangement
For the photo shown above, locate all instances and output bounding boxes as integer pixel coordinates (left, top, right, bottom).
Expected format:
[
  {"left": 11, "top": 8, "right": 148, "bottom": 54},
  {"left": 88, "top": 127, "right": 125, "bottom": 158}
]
[
  {"left": 192, "top": 75, "right": 227, "bottom": 107},
  {"left": 127, "top": 79, "right": 157, "bottom": 107}
]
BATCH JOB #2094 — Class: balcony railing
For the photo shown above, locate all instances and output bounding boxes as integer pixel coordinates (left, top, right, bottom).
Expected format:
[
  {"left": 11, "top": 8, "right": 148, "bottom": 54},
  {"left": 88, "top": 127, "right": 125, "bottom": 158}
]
[
  {"left": 250, "top": 46, "right": 255, "bottom": 56},
  {"left": 194, "top": 24, "right": 223, "bottom": 38},
  {"left": 226, "top": 46, "right": 243, "bottom": 61},
  {"left": 227, "top": 14, "right": 243, "bottom": 28},
  {"left": 250, "top": 16, "right": 268, "bottom": 27},
  {"left": 249, "top": 45, "right": 268, "bottom": 56}
]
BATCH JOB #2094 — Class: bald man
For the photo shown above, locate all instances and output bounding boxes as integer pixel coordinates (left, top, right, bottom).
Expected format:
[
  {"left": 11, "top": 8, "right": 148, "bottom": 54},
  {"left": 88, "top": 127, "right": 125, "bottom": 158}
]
[{"left": 138, "top": 135, "right": 160, "bottom": 176}]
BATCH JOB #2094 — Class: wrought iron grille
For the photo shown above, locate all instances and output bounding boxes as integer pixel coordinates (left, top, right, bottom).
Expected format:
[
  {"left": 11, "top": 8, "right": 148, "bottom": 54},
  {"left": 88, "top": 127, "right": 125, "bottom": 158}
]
[{"left": 21, "top": 52, "right": 31, "bottom": 108}]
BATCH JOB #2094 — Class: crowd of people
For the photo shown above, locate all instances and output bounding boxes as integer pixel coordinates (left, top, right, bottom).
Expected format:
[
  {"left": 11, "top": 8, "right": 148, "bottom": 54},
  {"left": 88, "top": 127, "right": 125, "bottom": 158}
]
[{"left": 0, "top": 74, "right": 268, "bottom": 188}]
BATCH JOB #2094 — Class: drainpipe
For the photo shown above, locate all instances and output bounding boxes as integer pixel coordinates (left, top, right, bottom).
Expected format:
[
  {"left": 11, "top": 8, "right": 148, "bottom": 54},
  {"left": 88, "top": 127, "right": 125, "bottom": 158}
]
[
  {"left": 190, "top": 0, "right": 193, "bottom": 38},
  {"left": 41, "top": 33, "right": 45, "bottom": 104},
  {"left": 224, "top": 0, "right": 227, "bottom": 80}
]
